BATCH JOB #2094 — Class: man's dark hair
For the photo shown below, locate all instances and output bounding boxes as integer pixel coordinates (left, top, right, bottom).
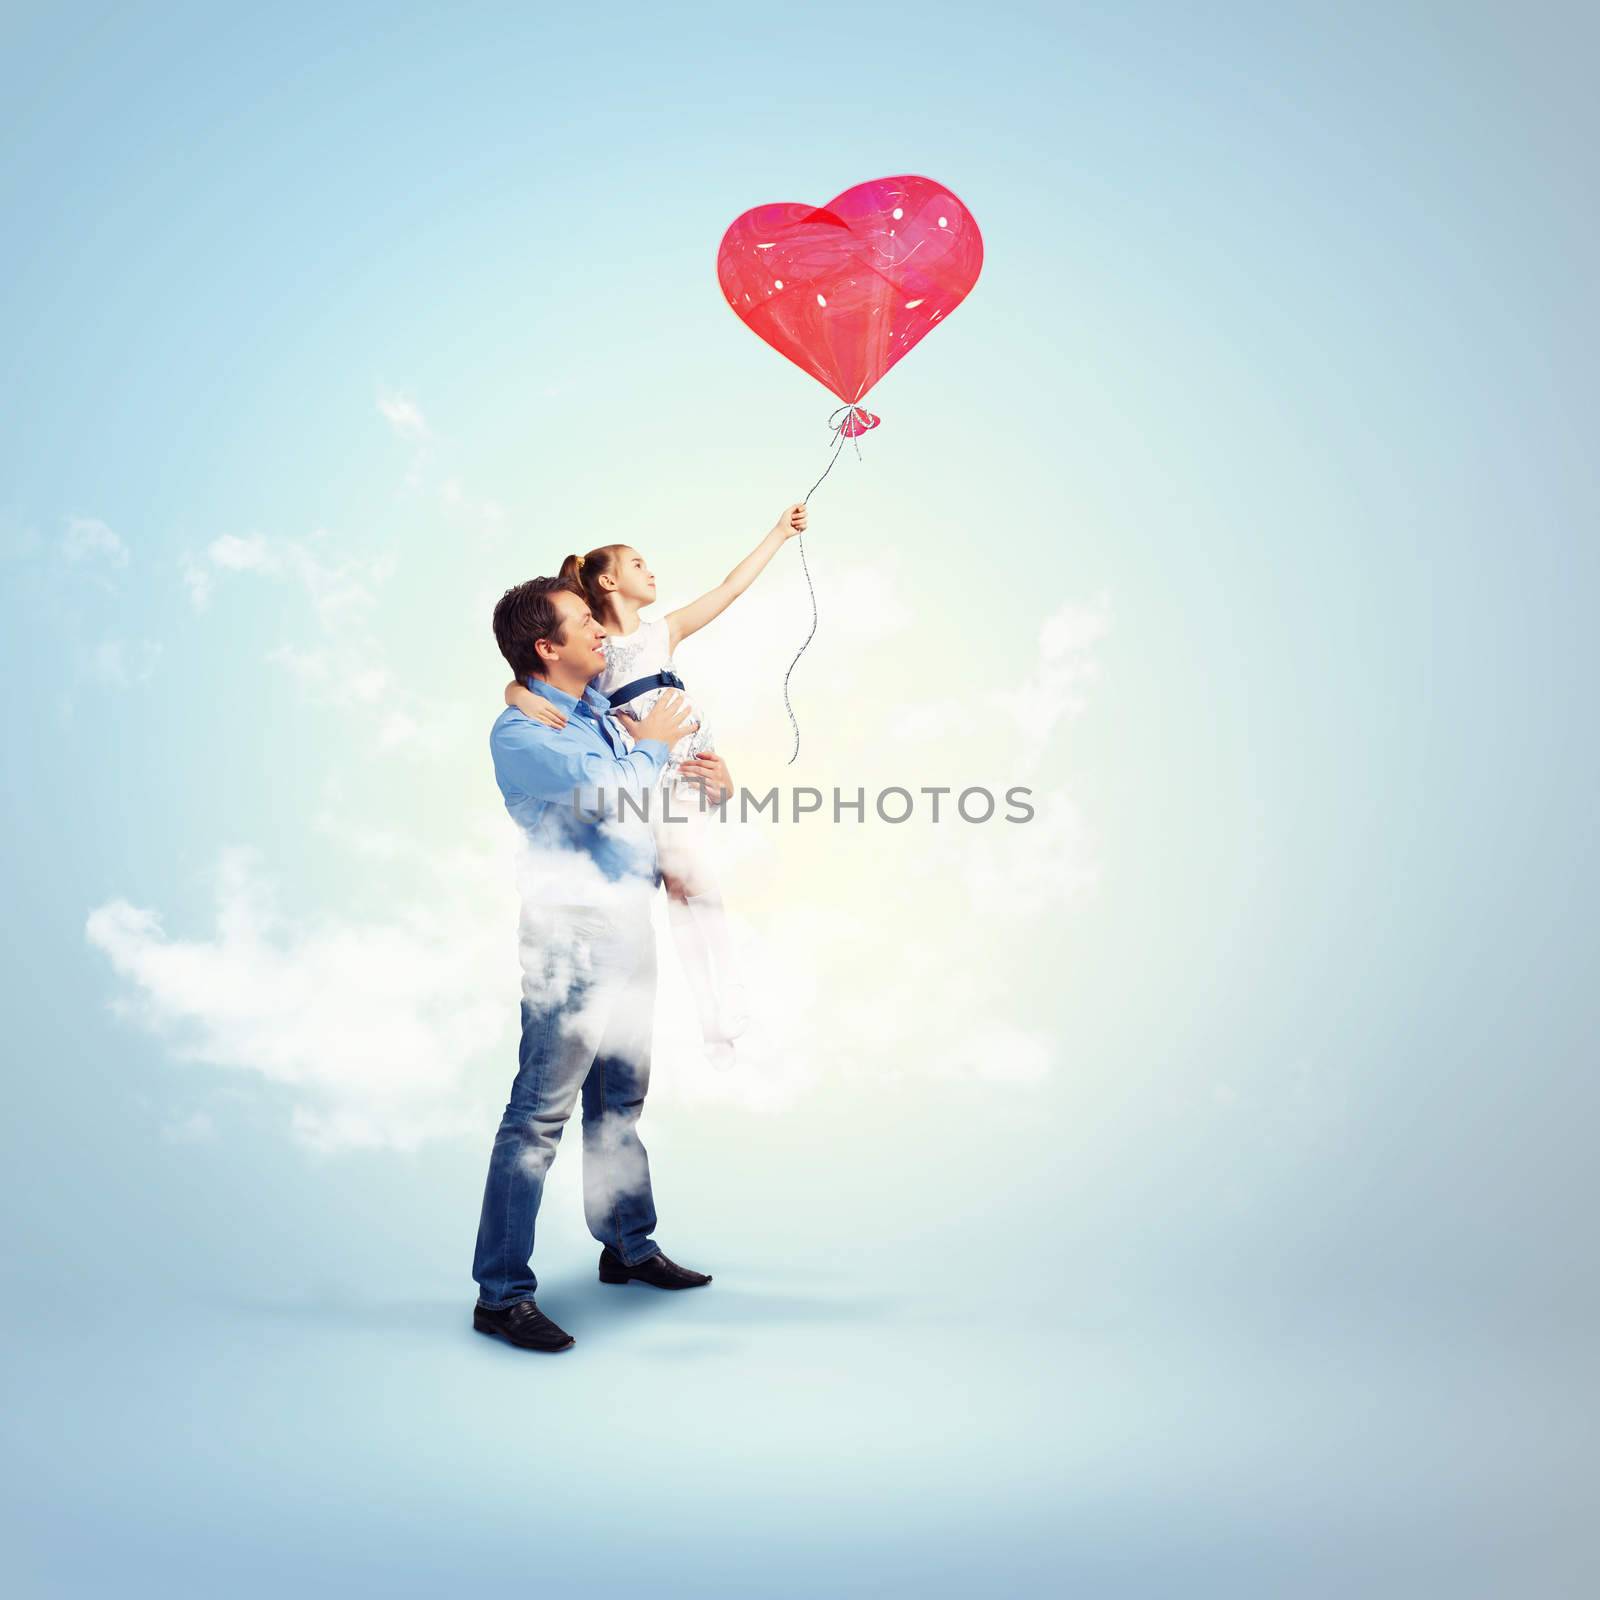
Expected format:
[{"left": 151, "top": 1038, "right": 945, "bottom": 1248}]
[{"left": 493, "top": 577, "right": 581, "bottom": 682}]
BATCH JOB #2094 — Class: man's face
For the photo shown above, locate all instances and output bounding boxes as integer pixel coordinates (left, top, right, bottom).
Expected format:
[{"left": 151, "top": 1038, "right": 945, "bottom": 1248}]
[{"left": 539, "top": 588, "right": 608, "bottom": 680}]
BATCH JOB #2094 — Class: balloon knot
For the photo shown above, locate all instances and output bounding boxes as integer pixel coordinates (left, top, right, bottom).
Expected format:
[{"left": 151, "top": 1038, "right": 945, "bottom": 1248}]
[{"left": 828, "top": 403, "right": 881, "bottom": 442}]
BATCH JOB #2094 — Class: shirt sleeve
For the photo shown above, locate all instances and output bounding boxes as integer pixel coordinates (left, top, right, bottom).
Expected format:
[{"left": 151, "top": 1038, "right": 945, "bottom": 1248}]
[{"left": 495, "top": 718, "right": 669, "bottom": 805}]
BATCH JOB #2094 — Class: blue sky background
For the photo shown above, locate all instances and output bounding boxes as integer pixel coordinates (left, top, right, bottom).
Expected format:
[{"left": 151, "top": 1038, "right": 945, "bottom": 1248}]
[{"left": 3, "top": 2, "right": 1597, "bottom": 1595}]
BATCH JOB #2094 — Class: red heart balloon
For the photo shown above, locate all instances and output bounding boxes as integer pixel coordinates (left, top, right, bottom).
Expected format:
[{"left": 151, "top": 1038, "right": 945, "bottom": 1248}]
[{"left": 717, "top": 174, "right": 983, "bottom": 407}]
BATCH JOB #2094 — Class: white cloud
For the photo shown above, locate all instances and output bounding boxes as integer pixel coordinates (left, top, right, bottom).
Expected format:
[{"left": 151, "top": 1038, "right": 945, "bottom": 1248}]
[
  {"left": 287, "top": 539, "right": 395, "bottom": 632},
  {"left": 85, "top": 767, "right": 1102, "bottom": 1152},
  {"left": 208, "top": 532, "right": 278, "bottom": 573},
  {"left": 182, "top": 531, "right": 279, "bottom": 610},
  {"left": 83, "top": 828, "right": 822, "bottom": 1153},
  {"left": 181, "top": 560, "right": 212, "bottom": 610},
  {"left": 377, "top": 387, "right": 430, "bottom": 441},
  {"left": 382, "top": 386, "right": 522, "bottom": 543},
  {"left": 62, "top": 516, "right": 129, "bottom": 568},
  {"left": 184, "top": 531, "right": 391, "bottom": 624},
  {"left": 178, "top": 527, "right": 457, "bottom": 752},
  {"left": 255, "top": 538, "right": 445, "bottom": 750},
  {"left": 88, "top": 638, "right": 163, "bottom": 688},
  {"left": 1017, "top": 589, "right": 1113, "bottom": 765},
  {"left": 882, "top": 591, "right": 1113, "bottom": 774},
  {"left": 264, "top": 641, "right": 459, "bottom": 757},
  {"left": 87, "top": 844, "right": 514, "bottom": 1152},
  {"left": 266, "top": 644, "right": 390, "bottom": 705}
]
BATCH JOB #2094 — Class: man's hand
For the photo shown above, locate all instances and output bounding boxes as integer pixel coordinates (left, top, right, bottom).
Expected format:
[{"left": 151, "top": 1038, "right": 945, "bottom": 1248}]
[
  {"left": 678, "top": 751, "right": 733, "bottom": 808},
  {"left": 772, "top": 502, "right": 808, "bottom": 540},
  {"left": 616, "top": 689, "right": 697, "bottom": 749}
]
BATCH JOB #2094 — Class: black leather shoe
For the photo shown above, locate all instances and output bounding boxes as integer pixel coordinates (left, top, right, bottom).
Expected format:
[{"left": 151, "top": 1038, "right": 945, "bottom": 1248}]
[
  {"left": 472, "top": 1298, "right": 576, "bottom": 1351},
  {"left": 598, "top": 1245, "right": 712, "bottom": 1289}
]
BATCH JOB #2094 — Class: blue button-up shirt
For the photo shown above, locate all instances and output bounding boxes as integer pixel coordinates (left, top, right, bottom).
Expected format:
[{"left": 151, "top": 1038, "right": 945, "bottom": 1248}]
[{"left": 490, "top": 676, "right": 669, "bottom": 892}]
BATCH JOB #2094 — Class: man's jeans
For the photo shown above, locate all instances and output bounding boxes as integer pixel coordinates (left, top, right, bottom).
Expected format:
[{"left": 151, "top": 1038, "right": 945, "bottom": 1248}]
[{"left": 473, "top": 901, "right": 662, "bottom": 1308}]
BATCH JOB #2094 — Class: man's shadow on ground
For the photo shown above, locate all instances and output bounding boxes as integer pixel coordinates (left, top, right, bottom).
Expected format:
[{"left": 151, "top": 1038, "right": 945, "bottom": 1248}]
[{"left": 206, "top": 1280, "right": 903, "bottom": 1357}]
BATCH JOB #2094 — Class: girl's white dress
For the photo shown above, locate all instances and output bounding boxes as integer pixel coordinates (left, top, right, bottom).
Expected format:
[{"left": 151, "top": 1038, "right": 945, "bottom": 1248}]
[{"left": 596, "top": 617, "right": 715, "bottom": 771}]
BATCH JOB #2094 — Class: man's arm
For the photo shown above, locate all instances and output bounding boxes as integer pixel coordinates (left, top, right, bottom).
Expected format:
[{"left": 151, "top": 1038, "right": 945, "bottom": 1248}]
[
  {"left": 495, "top": 718, "right": 668, "bottom": 806},
  {"left": 495, "top": 689, "right": 697, "bottom": 805}
]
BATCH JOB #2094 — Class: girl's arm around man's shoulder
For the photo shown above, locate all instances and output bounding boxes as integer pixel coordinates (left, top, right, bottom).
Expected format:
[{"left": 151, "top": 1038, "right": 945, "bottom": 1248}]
[{"left": 505, "top": 679, "right": 568, "bottom": 729}]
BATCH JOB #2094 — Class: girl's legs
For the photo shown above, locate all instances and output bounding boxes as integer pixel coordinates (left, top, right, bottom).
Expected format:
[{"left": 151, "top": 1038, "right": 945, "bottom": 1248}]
[
  {"left": 664, "top": 885, "right": 732, "bottom": 1059},
  {"left": 685, "top": 879, "right": 749, "bottom": 1039},
  {"left": 657, "top": 778, "right": 748, "bottom": 1055}
]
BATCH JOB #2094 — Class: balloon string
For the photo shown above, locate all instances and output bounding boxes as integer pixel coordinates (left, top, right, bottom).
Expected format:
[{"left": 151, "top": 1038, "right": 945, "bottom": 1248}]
[{"left": 783, "top": 404, "right": 867, "bottom": 766}]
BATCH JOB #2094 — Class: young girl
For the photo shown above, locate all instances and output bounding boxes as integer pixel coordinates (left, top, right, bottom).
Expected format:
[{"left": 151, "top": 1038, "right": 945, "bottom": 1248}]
[{"left": 505, "top": 501, "right": 808, "bottom": 1066}]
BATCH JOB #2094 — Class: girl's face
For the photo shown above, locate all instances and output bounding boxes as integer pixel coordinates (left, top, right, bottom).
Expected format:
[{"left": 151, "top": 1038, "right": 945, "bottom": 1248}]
[{"left": 612, "top": 547, "right": 657, "bottom": 609}]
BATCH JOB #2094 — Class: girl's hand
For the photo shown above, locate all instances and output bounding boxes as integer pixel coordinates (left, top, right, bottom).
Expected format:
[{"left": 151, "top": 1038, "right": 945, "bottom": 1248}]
[
  {"left": 506, "top": 681, "right": 567, "bottom": 730},
  {"left": 772, "top": 502, "right": 808, "bottom": 540}
]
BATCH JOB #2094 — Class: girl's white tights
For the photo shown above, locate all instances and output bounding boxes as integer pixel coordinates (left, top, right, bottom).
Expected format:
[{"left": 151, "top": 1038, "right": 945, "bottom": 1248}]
[
  {"left": 686, "top": 890, "right": 749, "bottom": 1039},
  {"left": 666, "top": 893, "right": 723, "bottom": 1048},
  {"left": 664, "top": 888, "right": 749, "bottom": 1071},
  {"left": 657, "top": 780, "right": 748, "bottom": 1066}
]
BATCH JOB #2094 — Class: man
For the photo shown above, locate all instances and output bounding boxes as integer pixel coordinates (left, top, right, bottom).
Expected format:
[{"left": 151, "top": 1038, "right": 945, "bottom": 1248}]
[{"left": 472, "top": 577, "right": 733, "bottom": 1353}]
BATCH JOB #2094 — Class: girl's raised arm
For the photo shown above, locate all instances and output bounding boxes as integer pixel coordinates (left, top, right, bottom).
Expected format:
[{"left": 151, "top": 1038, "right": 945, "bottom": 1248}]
[{"left": 665, "top": 502, "right": 807, "bottom": 651}]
